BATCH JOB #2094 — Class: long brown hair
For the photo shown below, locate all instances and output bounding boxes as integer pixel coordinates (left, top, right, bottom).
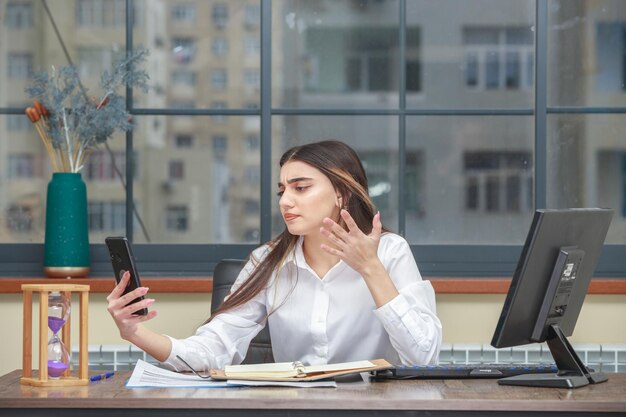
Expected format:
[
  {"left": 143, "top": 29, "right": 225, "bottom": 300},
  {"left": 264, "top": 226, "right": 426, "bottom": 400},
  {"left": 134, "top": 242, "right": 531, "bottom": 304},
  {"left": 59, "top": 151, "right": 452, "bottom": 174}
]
[{"left": 206, "top": 140, "right": 381, "bottom": 323}]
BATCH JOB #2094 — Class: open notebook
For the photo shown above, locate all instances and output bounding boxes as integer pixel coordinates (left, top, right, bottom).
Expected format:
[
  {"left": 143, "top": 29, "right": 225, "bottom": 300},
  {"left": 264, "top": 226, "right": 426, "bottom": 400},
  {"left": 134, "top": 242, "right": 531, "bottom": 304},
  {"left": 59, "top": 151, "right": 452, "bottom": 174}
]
[{"left": 209, "top": 359, "right": 392, "bottom": 382}]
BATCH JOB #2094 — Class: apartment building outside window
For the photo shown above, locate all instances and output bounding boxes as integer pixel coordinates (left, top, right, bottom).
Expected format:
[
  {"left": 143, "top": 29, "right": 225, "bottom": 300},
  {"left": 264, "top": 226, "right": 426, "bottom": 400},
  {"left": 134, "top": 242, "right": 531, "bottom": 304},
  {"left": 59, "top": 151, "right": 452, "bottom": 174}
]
[
  {"left": 88, "top": 201, "right": 125, "bottom": 232},
  {"left": 244, "top": 4, "right": 259, "bottom": 29},
  {"left": 84, "top": 151, "right": 126, "bottom": 181},
  {"left": 174, "top": 134, "right": 193, "bottom": 148},
  {"left": 166, "top": 206, "right": 188, "bottom": 231},
  {"left": 76, "top": 0, "right": 125, "bottom": 27},
  {"left": 464, "top": 151, "right": 532, "bottom": 213},
  {"left": 168, "top": 160, "right": 184, "bottom": 180},
  {"left": 212, "top": 38, "right": 229, "bottom": 57},
  {"left": 171, "top": 37, "right": 196, "bottom": 64},
  {"left": 7, "top": 154, "right": 35, "bottom": 179},
  {"left": 171, "top": 4, "right": 196, "bottom": 23},
  {"left": 6, "top": 1, "right": 33, "bottom": 28},
  {"left": 212, "top": 4, "right": 228, "bottom": 29},
  {"left": 171, "top": 70, "right": 196, "bottom": 87},
  {"left": 6, "top": 204, "right": 33, "bottom": 232},
  {"left": 7, "top": 53, "right": 32, "bottom": 79},
  {"left": 463, "top": 27, "right": 533, "bottom": 90},
  {"left": 211, "top": 69, "right": 228, "bottom": 90}
]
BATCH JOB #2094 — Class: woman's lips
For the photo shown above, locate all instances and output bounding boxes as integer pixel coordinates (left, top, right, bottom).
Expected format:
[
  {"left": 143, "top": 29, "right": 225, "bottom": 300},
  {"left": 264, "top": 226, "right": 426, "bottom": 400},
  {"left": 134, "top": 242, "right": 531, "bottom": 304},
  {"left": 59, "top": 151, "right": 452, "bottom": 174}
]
[{"left": 284, "top": 214, "right": 300, "bottom": 222}]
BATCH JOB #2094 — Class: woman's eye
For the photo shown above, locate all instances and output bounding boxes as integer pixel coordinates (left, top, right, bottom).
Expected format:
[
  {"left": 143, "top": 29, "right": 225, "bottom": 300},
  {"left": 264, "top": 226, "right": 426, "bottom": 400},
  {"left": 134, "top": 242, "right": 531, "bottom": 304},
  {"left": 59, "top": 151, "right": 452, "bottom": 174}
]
[
  {"left": 296, "top": 186, "right": 309, "bottom": 192},
  {"left": 276, "top": 191, "right": 284, "bottom": 197}
]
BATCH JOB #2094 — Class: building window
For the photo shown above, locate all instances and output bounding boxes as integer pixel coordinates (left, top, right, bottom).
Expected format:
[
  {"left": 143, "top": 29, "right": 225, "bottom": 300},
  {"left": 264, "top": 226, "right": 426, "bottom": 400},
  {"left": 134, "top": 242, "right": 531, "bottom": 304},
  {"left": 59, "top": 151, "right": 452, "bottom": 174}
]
[
  {"left": 76, "top": 0, "right": 125, "bottom": 27},
  {"left": 6, "top": 204, "right": 33, "bottom": 232},
  {"left": 7, "top": 113, "right": 31, "bottom": 131},
  {"left": 212, "top": 135, "right": 227, "bottom": 159},
  {"left": 244, "top": 4, "right": 259, "bottom": 29},
  {"left": 212, "top": 4, "right": 228, "bottom": 28},
  {"left": 171, "top": 37, "right": 197, "bottom": 64},
  {"left": 166, "top": 206, "right": 188, "bottom": 231},
  {"left": 211, "top": 69, "right": 228, "bottom": 90},
  {"left": 212, "top": 38, "right": 228, "bottom": 57},
  {"left": 464, "top": 151, "right": 533, "bottom": 213},
  {"left": 77, "top": 47, "right": 120, "bottom": 79},
  {"left": 595, "top": 23, "right": 626, "bottom": 92},
  {"left": 6, "top": 1, "right": 33, "bottom": 28},
  {"left": 84, "top": 151, "right": 126, "bottom": 181},
  {"left": 463, "top": 27, "right": 533, "bottom": 90},
  {"left": 88, "top": 201, "right": 125, "bottom": 232},
  {"left": 244, "top": 36, "right": 260, "bottom": 56},
  {"left": 7, "top": 154, "right": 35, "bottom": 179},
  {"left": 171, "top": 70, "right": 196, "bottom": 87},
  {"left": 243, "top": 69, "right": 260, "bottom": 91},
  {"left": 174, "top": 134, "right": 193, "bottom": 148},
  {"left": 168, "top": 160, "right": 184, "bottom": 180},
  {"left": 245, "top": 134, "right": 259, "bottom": 151},
  {"left": 7, "top": 53, "right": 32, "bottom": 79},
  {"left": 171, "top": 4, "right": 196, "bottom": 22},
  {"left": 211, "top": 101, "right": 226, "bottom": 122}
]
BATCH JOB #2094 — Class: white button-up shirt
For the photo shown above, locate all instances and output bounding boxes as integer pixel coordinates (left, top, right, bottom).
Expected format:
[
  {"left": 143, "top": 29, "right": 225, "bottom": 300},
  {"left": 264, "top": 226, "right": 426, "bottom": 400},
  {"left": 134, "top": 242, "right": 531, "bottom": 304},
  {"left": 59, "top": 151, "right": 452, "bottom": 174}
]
[{"left": 164, "top": 233, "right": 442, "bottom": 371}]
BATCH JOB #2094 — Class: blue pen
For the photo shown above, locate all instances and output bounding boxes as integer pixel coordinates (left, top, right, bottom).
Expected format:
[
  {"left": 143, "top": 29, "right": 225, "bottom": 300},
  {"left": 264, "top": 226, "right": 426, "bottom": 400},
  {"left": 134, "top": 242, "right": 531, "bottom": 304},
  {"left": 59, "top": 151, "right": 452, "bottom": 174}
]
[{"left": 90, "top": 371, "right": 115, "bottom": 382}]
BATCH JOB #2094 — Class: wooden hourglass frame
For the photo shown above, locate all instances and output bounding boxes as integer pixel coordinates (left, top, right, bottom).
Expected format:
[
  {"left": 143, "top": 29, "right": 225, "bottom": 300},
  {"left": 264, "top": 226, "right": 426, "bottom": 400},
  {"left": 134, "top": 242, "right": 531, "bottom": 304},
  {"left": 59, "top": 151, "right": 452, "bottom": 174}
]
[{"left": 21, "top": 283, "right": 90, "bottom": 387}]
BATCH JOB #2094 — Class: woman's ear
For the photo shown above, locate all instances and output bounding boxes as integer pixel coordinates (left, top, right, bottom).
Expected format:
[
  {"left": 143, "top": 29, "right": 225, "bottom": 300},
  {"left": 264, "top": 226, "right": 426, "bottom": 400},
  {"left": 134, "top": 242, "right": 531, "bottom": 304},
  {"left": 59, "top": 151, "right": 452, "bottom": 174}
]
[{"left": 335, "top": 193, "right": 342, "bottom": 208}]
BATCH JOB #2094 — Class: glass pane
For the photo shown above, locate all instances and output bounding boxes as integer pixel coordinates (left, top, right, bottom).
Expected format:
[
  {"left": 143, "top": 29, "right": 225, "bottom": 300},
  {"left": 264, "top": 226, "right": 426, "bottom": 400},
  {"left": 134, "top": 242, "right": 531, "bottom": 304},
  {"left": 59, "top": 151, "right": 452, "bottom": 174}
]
[
  {"left": 133, "top": 116, "right": 260, "bottom": 244},
  {"left": 547, "top": 114, "right": 626, "bottom": 243},
  {"left": 406, "top": 116, "right": 534, "bottom": 244},
  {"left": 274, "top": 0, "right": 400, "bottom": 109},
  {"left": 271, "top": 116, "right": 399, "bottom": 236},
  {"left": 548, "top": 0, "right": 626, "bottom": 107},
  {"left": 133, "top": 0, "right": 261, "bottom": 109},
  {"left": 0, "top": 116, "right": 45, "bottom": 242},
  {"left": 406, "top": 0, "right": 534, "bottom": 109}
]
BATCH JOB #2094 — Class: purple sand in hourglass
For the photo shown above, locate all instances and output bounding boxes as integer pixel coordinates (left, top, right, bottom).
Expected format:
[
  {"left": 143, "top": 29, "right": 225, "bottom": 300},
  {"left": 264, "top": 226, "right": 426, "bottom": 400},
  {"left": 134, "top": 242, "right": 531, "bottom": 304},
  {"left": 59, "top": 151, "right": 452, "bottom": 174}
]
[
  {"left": 48, "top": 316, "right": 65, "bottom": 334},
  {"left": 47, "top": 360, "right": 68, "bottom": 378}
]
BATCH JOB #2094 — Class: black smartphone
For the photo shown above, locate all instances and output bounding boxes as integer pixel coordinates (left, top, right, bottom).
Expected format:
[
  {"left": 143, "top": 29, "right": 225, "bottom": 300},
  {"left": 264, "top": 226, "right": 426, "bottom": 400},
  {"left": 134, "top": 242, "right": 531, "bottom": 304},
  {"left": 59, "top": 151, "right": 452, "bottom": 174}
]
[{"left": 105, "top": 236, "right": 148, "bottom": 316}]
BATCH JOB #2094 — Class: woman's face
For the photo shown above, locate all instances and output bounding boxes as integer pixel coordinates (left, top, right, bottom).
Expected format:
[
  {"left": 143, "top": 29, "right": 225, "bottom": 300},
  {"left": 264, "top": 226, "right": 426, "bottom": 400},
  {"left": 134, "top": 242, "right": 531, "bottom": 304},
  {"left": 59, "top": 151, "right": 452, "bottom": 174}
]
[{"left": 278, "top": 160, "right": 341, "bottom": 236}]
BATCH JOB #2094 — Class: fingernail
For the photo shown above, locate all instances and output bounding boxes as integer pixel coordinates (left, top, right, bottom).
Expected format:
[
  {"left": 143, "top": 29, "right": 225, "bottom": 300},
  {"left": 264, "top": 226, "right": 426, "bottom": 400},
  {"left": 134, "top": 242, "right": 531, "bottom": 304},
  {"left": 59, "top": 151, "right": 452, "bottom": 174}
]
[{"left": 146, "top": 299, "right": 155, "bottom": 305}]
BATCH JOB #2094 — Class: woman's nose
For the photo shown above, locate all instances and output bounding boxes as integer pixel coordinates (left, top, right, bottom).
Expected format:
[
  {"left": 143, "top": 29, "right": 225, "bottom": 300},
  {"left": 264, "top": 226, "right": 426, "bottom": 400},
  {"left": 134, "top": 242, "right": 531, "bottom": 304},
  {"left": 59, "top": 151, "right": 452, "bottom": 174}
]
[{"left": 279, "top": 191, "right": 294, "bottom": 209}]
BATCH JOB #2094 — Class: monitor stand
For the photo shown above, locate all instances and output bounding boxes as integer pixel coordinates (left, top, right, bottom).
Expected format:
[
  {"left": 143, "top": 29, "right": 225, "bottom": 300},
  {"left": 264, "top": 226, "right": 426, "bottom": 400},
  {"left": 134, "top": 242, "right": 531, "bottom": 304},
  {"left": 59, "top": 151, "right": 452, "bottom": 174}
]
[{"left": 498, "top": 324, "right": 608, "bottom": 388}]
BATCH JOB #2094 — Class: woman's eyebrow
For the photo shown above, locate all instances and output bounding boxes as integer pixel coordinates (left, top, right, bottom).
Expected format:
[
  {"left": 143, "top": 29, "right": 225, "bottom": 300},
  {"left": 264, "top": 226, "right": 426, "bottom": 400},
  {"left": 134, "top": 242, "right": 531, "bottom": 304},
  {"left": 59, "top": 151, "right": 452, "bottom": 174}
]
[{"left": 277, "top": 177, "right": 313, "bottom": 187}]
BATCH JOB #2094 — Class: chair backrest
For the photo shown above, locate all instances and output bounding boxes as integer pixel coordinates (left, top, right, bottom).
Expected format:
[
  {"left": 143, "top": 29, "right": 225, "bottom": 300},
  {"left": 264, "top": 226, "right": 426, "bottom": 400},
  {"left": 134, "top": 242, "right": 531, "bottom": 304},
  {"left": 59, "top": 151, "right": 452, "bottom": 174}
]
[{"left": 211, "top": 259, "right": 274, "bottom": 364}]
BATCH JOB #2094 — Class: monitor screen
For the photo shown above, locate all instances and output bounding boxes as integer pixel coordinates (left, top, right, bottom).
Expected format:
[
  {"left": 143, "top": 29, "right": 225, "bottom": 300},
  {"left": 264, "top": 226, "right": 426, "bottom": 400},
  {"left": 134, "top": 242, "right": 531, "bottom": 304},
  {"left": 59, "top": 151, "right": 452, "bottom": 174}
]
[{"left": 491, "top": 208, "right": 613, "bottom": 388}]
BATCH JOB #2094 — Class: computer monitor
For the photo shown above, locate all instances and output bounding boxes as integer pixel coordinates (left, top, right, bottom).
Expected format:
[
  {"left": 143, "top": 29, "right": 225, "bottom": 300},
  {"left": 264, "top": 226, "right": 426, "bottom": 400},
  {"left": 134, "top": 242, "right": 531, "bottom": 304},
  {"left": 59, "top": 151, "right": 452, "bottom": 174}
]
[{"left": 491, "top": 208, "right": 613, "bottom": 388}]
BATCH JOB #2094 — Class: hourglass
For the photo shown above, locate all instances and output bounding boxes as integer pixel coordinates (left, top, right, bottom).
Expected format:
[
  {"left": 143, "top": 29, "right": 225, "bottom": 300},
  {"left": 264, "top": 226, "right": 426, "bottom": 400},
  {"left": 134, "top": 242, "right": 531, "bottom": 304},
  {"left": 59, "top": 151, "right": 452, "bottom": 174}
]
[
  {"left": 21, "top": 284, "right": 90, "bottom": 387},
  {"left": 47, "top": 291, "right": 71, "bottom": 378}
]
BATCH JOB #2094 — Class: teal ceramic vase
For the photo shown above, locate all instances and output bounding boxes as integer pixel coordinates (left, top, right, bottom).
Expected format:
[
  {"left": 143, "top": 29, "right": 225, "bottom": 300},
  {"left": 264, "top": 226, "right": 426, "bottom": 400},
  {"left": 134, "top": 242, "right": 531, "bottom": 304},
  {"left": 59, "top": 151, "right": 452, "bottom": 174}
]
[{"left": 43, "top": 173, "right": 90, "bottom": 278}]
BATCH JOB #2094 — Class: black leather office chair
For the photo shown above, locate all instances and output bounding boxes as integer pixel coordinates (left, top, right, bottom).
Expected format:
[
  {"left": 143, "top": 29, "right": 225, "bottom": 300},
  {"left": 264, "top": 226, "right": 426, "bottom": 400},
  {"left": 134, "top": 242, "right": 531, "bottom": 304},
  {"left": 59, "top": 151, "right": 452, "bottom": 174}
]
[{"left": 211, "top": 259, "right": 274, "bottom": 364}]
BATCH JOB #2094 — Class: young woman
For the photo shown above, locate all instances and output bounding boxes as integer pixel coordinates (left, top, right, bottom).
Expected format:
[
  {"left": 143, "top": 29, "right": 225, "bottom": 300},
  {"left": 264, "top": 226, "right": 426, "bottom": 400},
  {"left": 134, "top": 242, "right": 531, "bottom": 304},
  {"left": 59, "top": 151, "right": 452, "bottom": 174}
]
[{"left": 107, "top": 140, "right": 442, "bottom": 371}]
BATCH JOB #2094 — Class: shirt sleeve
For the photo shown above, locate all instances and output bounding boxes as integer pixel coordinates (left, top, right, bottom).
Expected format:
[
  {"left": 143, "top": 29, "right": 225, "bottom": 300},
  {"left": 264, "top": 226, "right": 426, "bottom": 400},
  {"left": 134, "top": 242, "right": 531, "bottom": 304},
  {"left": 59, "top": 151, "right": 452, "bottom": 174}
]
[
  {"left": 161, "top": 252, "right": 269, "bottom": 371},
  {"left": 372, "top": 235, "right": 443, "bottom": 365}
]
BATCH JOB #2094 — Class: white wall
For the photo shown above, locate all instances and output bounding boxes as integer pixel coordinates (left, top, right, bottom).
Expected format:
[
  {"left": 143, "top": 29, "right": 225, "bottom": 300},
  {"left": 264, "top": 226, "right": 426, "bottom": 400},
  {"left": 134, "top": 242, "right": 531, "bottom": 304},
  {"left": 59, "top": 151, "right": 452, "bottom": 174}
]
[{"left": 1, "top": 291, "right": 625, "bottom": 377}]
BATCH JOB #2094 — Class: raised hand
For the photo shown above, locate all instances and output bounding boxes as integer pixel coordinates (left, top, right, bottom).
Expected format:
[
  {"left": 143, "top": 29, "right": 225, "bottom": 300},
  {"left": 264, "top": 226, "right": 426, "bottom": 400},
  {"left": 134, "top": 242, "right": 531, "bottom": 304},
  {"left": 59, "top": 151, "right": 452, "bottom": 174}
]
[
  {"left": 106, "top": 271, "right": 157, "bottom": 340},
  {"left": 320, "top": 209, "right": 383, "bottom": 276}
]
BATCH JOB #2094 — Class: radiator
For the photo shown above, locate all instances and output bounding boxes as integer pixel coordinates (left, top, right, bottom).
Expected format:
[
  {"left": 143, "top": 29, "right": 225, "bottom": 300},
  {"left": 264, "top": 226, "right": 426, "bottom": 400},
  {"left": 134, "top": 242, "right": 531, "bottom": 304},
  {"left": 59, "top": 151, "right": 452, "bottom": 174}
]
[{"left": 73, "top": 343, "right": 626, "bottom": 372}]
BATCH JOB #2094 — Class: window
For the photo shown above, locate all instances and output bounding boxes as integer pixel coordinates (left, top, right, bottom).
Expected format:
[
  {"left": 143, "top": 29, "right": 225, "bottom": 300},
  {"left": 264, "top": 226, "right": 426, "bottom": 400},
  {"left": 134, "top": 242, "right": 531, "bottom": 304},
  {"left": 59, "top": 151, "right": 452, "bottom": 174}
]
[
  {"left": 595, "top": 23, "right": 626, "bottom": 91},
  {"left": 88, "top": 201, "right": 125, "bottom": 232},
  {"left": 168, "top": 160, "right": 184, "bottom": 180},
  {"left": 6, "top": 1, "right": 33, "bottom": 28},
  {"left": 171, "top": 70, "right": 196, "bottom": 87},
  {"left": 212, "top": 38, "right": 228, "bottom": 57},
  {"left": 211, "top": 101, "right": 226, "bottom": 122},
  {"left": 84, "top": 151, "right": 126, "bottom": 181},
  {"left": 77, "top": 47, "right": 119, "bottom": 79},
  {"left": 212, "top": 135, "right": 227, "bottom": 159},
  {"left": 212, "top": 4, "right": 228, "bottom": 28},
  {"left": 174, "top": 134, "right": 193, "bottom": 148},
  {"left": 6, "top": 204, "right": 33, "bottom": 232},
  {"left": 464, "top": 152, "right": 532, "bottom": 213},
  {"left": 463, "top": 27, "right": 533, "bottom": 90},
  {"left": 7, "top": 154, "right": 35, "bottom": 179},
  {"left": 243, "top": 69, "right": 260, "bottom": 90},
  {"left": 172, "top": 37, "right": 196, "bottom": 64},
  {"left": 244, "top": 4, "right": 260, "bottom": 29},
  {"left": 7, "top": 113, "right": 31, "bottom": 131},
  {"left": 171, "top": 4, "right": 196, "bottom": 22},
  {"left": 211, "top": 69, "right": 228, "bottom": 90},
  {"left": 244, "top": 36, "right": 260, "bottom": 55},
  {"left": 7, "top": 53, "right": 32, "bottom": 79},
  {"left": 166, "top": 206, "right": 188, "bottom": 231},
  {"left": 76, "top": 0, "right": 125, "bottom": 27}
]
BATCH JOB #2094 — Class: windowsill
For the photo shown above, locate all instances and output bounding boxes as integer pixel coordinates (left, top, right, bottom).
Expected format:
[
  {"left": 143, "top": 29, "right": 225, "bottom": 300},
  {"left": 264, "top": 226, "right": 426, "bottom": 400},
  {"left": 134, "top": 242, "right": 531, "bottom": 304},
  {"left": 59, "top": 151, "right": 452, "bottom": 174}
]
[{"left": 0, "top": 277, "right": 625, "bottom": 294}]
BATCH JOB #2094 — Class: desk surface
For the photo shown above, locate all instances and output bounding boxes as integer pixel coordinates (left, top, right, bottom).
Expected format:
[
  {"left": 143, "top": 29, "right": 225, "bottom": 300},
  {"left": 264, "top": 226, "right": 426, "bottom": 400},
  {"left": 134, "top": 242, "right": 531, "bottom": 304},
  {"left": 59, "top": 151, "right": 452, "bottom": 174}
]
[{"left": 1, "top": 370, "right": 625, "bottom": 416}]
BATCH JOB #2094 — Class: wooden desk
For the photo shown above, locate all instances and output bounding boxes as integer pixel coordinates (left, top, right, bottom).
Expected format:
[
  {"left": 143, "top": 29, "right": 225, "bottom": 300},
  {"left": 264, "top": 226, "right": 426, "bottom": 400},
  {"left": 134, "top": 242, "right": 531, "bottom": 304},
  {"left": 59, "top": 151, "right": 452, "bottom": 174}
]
[{"left": 0, "top": 370, "right": 625, "bottom": 416}]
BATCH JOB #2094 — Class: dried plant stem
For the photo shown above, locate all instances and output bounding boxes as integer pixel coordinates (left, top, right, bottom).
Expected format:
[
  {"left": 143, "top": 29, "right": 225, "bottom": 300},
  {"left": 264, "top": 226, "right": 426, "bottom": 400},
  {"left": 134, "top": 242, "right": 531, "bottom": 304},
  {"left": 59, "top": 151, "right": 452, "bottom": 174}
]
[
  {"left": 61, "top": 108, "right": 75, "bottom": 172},
  {"left": 33, "top": 122, "right": 59, "bottom": 172}
]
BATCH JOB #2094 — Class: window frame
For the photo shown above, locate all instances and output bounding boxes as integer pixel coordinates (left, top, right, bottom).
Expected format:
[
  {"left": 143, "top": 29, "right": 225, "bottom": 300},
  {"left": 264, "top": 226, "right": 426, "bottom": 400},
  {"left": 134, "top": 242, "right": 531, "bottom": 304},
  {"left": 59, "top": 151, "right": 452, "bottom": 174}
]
[{"left": 1, "top": 0, "right": 625, "bottom": 279}]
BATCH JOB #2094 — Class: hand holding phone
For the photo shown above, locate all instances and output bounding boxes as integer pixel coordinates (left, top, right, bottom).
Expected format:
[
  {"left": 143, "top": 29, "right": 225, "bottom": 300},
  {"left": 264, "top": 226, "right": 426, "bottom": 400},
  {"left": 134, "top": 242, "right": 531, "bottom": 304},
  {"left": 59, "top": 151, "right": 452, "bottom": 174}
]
[{"left": 105, "top": 236, "right": 148, "bottom": 316}]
